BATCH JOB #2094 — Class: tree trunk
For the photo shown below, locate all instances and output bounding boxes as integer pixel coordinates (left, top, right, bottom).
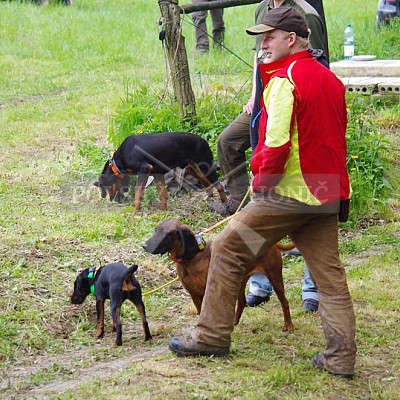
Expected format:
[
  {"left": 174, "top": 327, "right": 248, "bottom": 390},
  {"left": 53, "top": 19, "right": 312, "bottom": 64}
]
[{"left": 158, "top": 0, "right": 196, "bottom": 120}]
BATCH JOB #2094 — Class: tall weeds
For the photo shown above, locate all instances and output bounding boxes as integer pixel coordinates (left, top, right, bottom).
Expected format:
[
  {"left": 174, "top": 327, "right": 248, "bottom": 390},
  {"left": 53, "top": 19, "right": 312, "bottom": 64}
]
[{"left": 346, "top": 97, "right": 393, "bottom": 220}]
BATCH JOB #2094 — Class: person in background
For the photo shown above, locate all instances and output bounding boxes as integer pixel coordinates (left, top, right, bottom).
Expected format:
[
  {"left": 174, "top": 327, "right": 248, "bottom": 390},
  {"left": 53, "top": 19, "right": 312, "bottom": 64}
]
[
  {"left": 169, "top": 8, "right": 356, "bottom": 380},
  {"left": 211, "top": 0, "right": 328, "bottom": 313},
  {"left": 191, "top": 0, "right": 225, "bottom": 53}
]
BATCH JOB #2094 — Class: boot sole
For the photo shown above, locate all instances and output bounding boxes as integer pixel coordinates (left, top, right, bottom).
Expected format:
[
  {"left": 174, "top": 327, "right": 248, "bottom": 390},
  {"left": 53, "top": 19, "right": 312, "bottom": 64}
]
[{"left": 169, "top": 343, "right": 230, "bottom": 357}]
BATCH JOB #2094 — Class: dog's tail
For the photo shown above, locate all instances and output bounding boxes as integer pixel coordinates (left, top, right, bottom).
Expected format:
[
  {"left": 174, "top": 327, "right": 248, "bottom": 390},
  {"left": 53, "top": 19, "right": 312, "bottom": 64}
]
[
  {"left": 121, "top": 264, "right": 139, "bottom": 292},
  {"left": 276, "top": 242, "right": 296, "bottom": 252}
]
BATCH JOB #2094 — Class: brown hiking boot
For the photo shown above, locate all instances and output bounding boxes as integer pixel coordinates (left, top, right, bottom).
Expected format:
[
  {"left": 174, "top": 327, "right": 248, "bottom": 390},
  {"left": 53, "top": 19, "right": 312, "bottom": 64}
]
[
  {"left": 169, "top": 335, "right": 230, "bottom": 357},
  {"left": 312, "top": 353, "right": 354, "bottom": 380}
]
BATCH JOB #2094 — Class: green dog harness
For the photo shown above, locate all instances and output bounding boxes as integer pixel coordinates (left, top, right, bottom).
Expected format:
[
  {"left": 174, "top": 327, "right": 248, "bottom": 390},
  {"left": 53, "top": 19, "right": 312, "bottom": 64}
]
[{"left": 87, "top": 267, "right": 97, "bottom": 296}]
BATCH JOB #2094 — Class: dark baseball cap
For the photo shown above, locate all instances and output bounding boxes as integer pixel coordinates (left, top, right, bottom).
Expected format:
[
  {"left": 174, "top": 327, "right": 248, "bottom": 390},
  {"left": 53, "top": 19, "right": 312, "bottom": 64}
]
[{"left": 246, "top": 7, "right": 310, "bottom": 38}]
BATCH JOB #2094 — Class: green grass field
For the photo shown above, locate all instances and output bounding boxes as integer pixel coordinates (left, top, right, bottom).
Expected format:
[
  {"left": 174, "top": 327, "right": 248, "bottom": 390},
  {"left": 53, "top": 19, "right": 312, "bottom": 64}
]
[{"left": 0, "top": 0, "right": 399, "bottom": 398}]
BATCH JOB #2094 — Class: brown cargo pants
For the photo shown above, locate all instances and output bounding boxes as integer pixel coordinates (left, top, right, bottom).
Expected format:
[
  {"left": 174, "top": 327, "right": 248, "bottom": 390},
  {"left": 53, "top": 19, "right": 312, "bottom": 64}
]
[
  {"left": 192, "top": 193, "right": 357, "bottom": 375},
  {"left": 217, "top": 112, "right": 251, "bottom": 203}
]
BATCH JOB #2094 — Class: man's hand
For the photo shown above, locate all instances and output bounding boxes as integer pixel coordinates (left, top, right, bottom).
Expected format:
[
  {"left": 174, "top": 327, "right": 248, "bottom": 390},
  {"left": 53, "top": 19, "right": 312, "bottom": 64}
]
[{"left": 243, "top": 96, "right": 255, "bottom": 115}]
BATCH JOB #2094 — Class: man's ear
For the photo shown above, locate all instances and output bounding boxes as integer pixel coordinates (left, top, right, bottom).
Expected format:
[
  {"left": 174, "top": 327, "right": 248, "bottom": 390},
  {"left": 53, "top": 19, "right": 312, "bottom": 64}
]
[{"left": 288, "top": 32, "right": 297, "bottom": 46}]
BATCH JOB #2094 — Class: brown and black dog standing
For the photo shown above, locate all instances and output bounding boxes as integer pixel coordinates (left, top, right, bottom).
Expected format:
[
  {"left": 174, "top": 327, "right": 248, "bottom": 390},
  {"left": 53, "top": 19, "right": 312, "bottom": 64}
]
[
  {"left": 142, "top": 218, "right": 294, "bottom": 332},
  {"left": 71, "top": 263, "right": 152, "bottom": 346},
  {"left": 94, "top": 132, "right": 227, "bottom": 211}
]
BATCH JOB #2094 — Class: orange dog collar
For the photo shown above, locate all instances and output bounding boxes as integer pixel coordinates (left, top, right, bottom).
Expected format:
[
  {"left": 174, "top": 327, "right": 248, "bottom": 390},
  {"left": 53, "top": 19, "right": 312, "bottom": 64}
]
[{"left": 108, "top": 151, "right": 125, "bottom": 180}]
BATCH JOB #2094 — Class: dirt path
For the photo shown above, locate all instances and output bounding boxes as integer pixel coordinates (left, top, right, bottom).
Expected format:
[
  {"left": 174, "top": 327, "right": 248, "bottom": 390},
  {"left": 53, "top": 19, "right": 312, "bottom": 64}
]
[{"left": 2, "top": 344, "right": 168, "bottom": 399}]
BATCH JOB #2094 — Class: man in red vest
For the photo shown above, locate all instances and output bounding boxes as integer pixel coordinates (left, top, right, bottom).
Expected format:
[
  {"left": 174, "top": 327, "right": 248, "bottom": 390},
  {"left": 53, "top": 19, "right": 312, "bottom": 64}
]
[{"left": 169, "top": 7, "right": 356, "bottom": 380}]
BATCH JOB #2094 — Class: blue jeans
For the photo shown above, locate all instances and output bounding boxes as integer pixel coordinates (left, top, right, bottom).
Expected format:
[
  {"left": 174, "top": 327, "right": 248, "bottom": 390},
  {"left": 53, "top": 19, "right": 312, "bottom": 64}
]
[{"left": 249, "top": 264, "right": 319, "bottom": 301}]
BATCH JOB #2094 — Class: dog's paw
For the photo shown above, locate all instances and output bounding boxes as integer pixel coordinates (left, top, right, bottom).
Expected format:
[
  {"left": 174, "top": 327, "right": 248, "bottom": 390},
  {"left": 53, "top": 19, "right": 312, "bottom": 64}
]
[
  {"left": 95, "top": 329, "right": 104, "bottom": 339},
  {"left": 281, "top": 323, "right": 294, "bottom": 333}
]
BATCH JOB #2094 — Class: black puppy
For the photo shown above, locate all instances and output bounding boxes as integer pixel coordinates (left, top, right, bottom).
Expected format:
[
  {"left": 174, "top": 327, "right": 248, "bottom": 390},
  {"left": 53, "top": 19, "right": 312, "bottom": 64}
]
[
  {"left": 71, "top": 263, "right": 152, "bottom": 346},
  {"left": 94, "top": 132, "right": 227, "bottom": 211}
]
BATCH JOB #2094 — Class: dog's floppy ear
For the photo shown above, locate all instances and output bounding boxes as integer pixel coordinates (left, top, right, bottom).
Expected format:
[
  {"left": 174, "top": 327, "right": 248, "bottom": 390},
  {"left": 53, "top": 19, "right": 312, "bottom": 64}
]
[
  {"left": 178, "top": 226, "right": 199, "bottom": 259},
  {"left": 178, "top": 226, "right": 194, "bottom": 242},
  {"left": 94, "top": 177, "right": 108, "bottom": 199},
  {"left": 121, "top": 264, "right": 139, "bottom": 292},
  {"left": 129, "top": 264, "right": 139, "bottom": 272}
]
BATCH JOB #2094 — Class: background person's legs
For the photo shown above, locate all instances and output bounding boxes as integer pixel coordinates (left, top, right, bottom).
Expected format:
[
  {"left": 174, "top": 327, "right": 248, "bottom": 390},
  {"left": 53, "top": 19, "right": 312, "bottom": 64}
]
[
  {"left": 247, "top": 272, "right": 273, "bottom": 307},
  {"left": 191, "top": 0, "right": 209, "bottom": 52},
  {"left": 248, "top": 263, "right": 319, "bottom": 312},
  {"left": 211, "top": 112, "right": 251, "bottom": 216},
  {"left": 210, "top": 7, "right": 224, "bottom": 46},
  {"left": 302, "top": 264, "right": 319, "bottom": 312}
]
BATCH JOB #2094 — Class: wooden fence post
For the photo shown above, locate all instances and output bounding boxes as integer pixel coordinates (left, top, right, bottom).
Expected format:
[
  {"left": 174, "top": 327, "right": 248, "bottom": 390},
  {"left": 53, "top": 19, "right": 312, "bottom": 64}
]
[{"left": 158, "top": 0, "right": 196, "bottom": 120}]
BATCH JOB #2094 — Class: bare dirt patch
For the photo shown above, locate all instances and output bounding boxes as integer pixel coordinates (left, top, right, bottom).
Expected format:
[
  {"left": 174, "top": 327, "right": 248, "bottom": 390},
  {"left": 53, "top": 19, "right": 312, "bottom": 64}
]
[
  {"left": 1, "top": 307, "right": 199, "bottom": 400},
  {"left": 1, "top": 343, "right": 166, "bottom": 399}
]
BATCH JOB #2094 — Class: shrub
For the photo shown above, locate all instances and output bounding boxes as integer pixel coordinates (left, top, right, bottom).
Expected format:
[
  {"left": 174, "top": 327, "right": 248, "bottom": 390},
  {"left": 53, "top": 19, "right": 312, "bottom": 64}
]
[
  {"left": 345, "top": 96, "right": 392, "bottom": 221},
  {"left": 107, "top": 84, "right": 247, "bottom": 155}
]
